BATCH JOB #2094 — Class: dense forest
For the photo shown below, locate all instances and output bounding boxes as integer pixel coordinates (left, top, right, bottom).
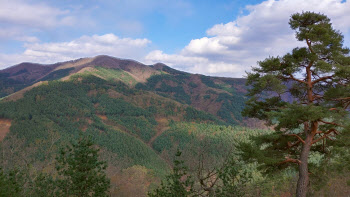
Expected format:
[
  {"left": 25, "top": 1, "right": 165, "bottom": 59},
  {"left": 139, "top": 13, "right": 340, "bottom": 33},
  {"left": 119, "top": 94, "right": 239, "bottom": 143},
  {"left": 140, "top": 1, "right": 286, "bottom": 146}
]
[
  {"left": 1, "top": 66, "right": 348, "bottom": 196},
  {"left": 0, "top": 74, "right": 265, "bottom": 196},
  {"left": 0, "top": 12, "right": 350, "bottom": 197}
]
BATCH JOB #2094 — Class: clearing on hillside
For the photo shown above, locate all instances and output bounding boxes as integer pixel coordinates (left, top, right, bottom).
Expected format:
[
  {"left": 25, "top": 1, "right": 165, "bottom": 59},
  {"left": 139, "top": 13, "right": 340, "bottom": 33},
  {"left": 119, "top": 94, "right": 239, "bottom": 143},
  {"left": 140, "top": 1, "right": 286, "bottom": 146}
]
[{"left": 0, "top": 119, "right": 11, "bottom": 141}]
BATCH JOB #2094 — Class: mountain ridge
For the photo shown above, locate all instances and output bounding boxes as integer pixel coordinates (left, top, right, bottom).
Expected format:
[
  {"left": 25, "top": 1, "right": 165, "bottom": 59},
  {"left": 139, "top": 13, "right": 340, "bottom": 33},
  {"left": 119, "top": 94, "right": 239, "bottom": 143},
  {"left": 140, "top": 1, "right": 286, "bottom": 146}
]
[{"left": 0, "top": 55, "right": 249, "bottom": 126}]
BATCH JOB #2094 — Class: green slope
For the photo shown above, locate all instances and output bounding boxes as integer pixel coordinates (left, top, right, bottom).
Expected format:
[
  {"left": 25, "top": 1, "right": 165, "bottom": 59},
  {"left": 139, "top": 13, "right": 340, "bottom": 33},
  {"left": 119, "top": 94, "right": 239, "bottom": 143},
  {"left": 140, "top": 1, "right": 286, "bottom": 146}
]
[{"left": 0, "top": 73, "right": 234, "bottom": 176}]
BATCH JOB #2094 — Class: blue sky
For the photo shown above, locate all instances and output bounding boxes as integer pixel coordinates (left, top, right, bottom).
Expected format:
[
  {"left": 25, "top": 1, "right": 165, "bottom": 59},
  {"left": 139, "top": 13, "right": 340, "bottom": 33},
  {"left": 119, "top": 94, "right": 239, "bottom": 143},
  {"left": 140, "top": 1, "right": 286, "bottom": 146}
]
[{"left": 0, "top": 0, "right": 349, "bottom": 77}]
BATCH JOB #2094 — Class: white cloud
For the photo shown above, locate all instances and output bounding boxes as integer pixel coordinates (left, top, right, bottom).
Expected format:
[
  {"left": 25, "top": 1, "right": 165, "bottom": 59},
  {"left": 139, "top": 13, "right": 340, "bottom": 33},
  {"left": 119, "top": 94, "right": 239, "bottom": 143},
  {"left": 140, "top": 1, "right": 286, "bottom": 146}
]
[
  {"left": 16, "top": 36, "right": 40, "bottom": 43},
  {"left": 145, "top": 0, "right": 350, "bottom": 77},
  {"left": 144, "top": 50, "right": 246, "bottom": 76},
  {"left": 0, "top": 0, "right": 74, "bottom": 28},
  {"left": 0, "top": 34, "right": 151, "bottom": 69},
  {"left": 2, "top": 0, "right": 349, "bottom": 78},
  {"left": 183, "top": 37, "right": 230, "bottom": 56},
  {"left": 0, "top": 27, "right": 40, "bottom": 42},
  {"left": 0, "top": 0, "right": 79, "bottom": 44}
]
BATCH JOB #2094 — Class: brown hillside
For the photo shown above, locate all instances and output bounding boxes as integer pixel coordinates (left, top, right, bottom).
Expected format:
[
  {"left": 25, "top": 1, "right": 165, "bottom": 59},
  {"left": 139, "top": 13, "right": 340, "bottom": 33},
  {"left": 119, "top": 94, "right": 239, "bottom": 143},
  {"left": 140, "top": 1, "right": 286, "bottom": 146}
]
[
  {"left": 2, "top": 81, "right": 48, "bottom": 102},
  {"left": 83, "top": 55, "right": 160, "bottom": 82},
  {"left": 0, "top": 62, "right": 59, "bottom": 83},
  {"left": 0, "top": 119, "right": 11, "bottom": 141}
]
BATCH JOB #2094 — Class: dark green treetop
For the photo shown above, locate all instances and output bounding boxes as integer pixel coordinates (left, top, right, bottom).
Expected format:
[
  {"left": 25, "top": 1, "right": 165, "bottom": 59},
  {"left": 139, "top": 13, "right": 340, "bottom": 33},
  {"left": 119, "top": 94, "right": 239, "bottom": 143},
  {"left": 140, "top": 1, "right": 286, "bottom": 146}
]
[
  {"left": 148, "top": 150, "right": 195, "bottom": 197},
  {"left": 55, "top": 135, "right": 110, "bottom": 197}
]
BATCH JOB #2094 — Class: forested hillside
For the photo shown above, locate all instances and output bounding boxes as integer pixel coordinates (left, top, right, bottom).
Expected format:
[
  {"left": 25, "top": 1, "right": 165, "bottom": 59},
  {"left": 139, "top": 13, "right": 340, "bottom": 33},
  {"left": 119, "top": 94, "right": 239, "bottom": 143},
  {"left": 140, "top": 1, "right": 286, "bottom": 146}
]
[
  {"left": 0, "top": 61, "right": 257, "bottom": 196},
  {"left": 0, "top": 55, "right": 349, "bottom": 196},
  {"left": 0, "top": 55, "right": 250, "bottom": 126}
]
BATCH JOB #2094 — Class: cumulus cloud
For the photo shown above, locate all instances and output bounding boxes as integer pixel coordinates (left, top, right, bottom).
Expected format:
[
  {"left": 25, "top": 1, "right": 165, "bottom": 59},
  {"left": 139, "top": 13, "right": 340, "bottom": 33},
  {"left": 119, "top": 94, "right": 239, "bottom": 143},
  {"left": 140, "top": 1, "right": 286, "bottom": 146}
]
[
  {"left": 0, "top": 34, "right": 151, "bottom": 69},
  {"left": 145, "top": 0, "right": 350, "bottom": 77},
  {"left": 145, "top": 50, "right": 245, "bottom": 76}
]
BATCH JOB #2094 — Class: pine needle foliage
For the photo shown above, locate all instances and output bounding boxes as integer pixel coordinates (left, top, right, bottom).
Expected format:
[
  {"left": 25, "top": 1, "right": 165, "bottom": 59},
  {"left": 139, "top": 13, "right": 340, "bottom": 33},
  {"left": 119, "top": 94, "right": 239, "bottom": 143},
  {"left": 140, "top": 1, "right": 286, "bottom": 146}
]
[
  {"left": 55, "top": 135, "right": 110, "bottom": 197},
  {"left": 242, "top": 11, "right": 350, "bottom": 197},
  {"left": 148, "top": 150, "right": 195, "bottom": 197}
]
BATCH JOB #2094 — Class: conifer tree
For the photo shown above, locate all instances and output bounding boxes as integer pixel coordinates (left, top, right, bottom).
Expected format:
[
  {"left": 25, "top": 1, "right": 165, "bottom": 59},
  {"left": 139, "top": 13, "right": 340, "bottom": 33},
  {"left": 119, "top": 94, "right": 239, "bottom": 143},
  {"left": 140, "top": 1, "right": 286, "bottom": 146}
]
[
  {"left": 55, "top": 136, "right": 110, "bottom": 197},
  {"left": 242, "top": 11, "right": 350, "bottom": 197},
  {"left": 148, "top": 150, "right": 195, "bottom": 197}
]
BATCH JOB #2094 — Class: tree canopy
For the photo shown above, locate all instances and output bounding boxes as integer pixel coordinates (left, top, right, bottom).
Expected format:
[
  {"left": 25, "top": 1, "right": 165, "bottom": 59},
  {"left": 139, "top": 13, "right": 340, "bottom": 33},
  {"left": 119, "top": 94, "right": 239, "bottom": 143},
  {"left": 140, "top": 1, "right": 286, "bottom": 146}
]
[
  {"left": 242, "top": 11, "right": 350, "bottom": 197},
  {"left": 55, "top": 135, "right": 110, "bottom": 197}
]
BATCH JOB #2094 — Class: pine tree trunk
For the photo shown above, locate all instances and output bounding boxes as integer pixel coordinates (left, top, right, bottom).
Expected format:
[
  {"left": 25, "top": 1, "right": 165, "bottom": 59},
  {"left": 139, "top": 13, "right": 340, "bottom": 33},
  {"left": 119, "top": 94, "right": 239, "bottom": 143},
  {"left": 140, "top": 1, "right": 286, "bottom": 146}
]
[{"left": 296, "top": 135, "right": 312, "bottom": 197}]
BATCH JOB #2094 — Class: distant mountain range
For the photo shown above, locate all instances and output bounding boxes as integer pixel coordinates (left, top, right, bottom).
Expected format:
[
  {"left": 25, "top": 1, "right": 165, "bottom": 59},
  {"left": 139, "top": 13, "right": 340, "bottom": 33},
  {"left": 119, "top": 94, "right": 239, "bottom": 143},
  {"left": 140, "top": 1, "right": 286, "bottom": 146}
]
[{"left": 0, "top": 55, "right": 252, "bottom": 125}]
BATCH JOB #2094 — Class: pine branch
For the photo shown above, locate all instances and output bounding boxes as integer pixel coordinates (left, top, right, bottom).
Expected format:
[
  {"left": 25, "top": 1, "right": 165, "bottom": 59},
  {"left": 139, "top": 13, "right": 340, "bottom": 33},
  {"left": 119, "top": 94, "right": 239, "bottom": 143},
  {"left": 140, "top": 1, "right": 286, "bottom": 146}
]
[
  {"left": 311, "top": 75, "right": 334, "bottom": 85},
  {"left": 279, "top": 157, "right": 301, "bottom": 165},
  {"left": 319, "top": 120, "right": 344, "bottom": 127},
  {"left": 287, "top": 140, "right": 301, "bottom": 148},
  {"left": 333, "top": 97, "right": 350, "bottom": 101},
  {"left": 285, "top": 134, "right": 305, "bottom": 144},
  {"left": 306, "top": 38, "right": 315, "bottom": 55},
  {"left": 345, "top": 102, "right": 350, "bottom": 109},
  {"left": 278, "top": 74, "right": 307, "bottom": 84},
  {"left": 312, "top": 128, "right": 338, "bottom": 144}
]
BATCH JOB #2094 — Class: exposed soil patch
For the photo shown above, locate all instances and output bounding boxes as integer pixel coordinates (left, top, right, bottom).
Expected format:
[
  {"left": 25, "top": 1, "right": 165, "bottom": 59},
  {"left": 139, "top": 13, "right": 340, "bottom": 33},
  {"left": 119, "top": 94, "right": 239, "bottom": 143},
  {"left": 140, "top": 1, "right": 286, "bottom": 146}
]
[
  {"left": 97, "top": 114, "right": 108, "bottom": 121},
  {"left": 0, "top": 119, "right": 11, "bottom": 141},
  {"left": 107, "top": 89, "right": 123, "bottom": 99},
  {"left": 88, "top": 89, "right": 99, "bottom": 97}
]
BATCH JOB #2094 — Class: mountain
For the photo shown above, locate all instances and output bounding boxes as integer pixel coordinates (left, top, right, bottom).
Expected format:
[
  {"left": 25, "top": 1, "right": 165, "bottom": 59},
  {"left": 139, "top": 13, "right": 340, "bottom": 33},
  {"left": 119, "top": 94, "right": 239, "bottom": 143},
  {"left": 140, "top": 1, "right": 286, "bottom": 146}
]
[
  {"left": 0, "top": 62, "right": 59, "bottom": 97},
  {"left": 0, "top": 55, "right": 269, "bottom": 196},
  {"left": 0, "top": 55, "right": 249, "bottom": 125}
]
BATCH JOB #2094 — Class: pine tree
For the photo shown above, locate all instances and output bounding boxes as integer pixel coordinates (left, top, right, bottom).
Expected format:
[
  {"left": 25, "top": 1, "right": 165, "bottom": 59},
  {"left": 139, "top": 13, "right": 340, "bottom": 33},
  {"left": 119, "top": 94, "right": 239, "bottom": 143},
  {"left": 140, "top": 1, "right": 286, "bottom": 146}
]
[
  {"left": 242, "top": 11, "right": 350, "bottom": 197},
  {"left": 148, "top": 150, "right": 195, "bottom": 197},
  {"left": 55, "top": 136, "right": 110, "bottom": 197}
]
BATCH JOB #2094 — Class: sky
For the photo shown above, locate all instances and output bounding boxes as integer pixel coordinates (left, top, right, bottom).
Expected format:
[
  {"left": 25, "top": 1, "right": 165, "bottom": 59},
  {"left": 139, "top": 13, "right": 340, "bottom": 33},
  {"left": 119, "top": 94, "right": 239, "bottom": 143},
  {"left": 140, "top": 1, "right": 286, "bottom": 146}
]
[{"left": 0, "top": 0, "right": 349, "bottom": 77}]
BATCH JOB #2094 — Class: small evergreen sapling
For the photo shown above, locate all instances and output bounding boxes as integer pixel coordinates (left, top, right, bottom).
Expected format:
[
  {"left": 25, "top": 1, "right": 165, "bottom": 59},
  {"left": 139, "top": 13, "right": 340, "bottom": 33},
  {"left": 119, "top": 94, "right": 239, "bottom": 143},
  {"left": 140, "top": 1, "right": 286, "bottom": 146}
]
[
  {"left": 55, "top": 136, "right": 110, "bottom": 197},
  {"left": 148, "top": 150, "right": 195, "bottom": 197}
]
